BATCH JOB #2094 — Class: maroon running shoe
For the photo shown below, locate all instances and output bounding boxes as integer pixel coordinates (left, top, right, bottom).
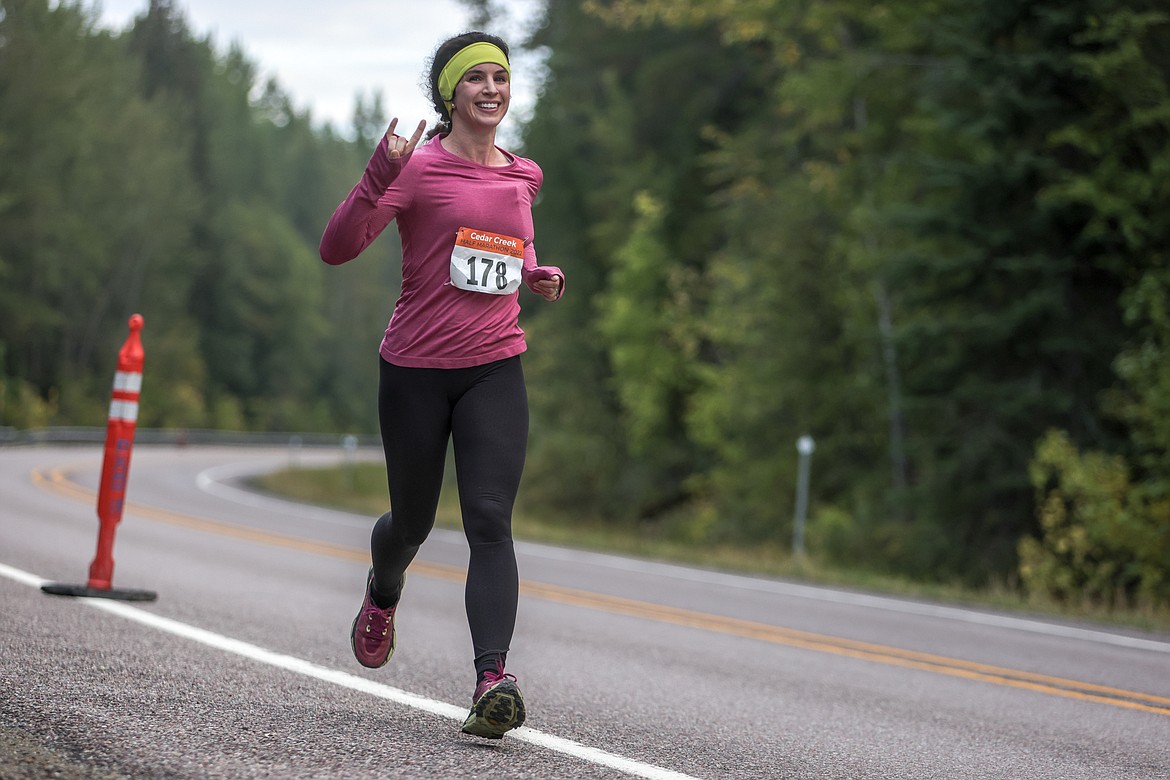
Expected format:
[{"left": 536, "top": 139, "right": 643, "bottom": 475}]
[{"left": 349, "top": 568, "right": 402, "bottom": 668}]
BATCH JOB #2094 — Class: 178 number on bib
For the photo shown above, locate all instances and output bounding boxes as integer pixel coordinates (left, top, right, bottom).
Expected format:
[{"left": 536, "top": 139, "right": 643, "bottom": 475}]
[
  {"left": 465, "top": 256, "right": 512, "bottom": 291},
  {"left": 449, "top": 227, "right": 524, "bottom": 295}
]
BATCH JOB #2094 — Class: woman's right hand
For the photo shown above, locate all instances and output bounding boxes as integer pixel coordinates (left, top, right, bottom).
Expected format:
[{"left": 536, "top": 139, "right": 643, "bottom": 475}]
[{"left": 385, "top": 118, "right": 427, "bottom": 159}]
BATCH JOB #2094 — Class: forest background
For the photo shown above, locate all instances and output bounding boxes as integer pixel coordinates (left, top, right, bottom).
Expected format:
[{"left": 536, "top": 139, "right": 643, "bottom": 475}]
[{"left": 2, "top": 0, "right": 1168, "bottom": 614}]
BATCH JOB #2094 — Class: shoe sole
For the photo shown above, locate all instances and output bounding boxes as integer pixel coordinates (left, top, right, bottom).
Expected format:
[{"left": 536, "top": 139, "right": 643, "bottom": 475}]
[{"left": 460, "top": 680, "right": 526, "bottom": 739}]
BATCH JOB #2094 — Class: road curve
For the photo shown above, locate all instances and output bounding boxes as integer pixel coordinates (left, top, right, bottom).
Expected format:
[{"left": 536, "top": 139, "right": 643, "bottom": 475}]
[{"left": 2, "top": 444, "right": 1169, "bottom": 779}]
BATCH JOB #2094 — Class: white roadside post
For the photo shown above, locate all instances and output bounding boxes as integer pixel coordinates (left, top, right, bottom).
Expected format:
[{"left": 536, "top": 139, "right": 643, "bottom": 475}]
[
  {"left": 342, "top": 434, "right": 359, "bottom": 489},
  {"left": 288, "top": 435, "right": 303, "bottom": 468},
  {"left": 793, "top": 435, "right": 816, "bottom": 557}
]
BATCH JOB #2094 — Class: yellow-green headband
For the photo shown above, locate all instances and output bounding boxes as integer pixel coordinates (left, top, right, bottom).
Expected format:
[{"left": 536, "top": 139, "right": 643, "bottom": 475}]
[{"left": 437, "top": 42, "right": 510, "bottom": 112}]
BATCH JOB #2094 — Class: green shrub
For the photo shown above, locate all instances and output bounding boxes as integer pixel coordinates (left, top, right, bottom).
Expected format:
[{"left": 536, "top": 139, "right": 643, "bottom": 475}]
[{"left": 1021, "top": 430, "right": 1169, "bottom": 609}]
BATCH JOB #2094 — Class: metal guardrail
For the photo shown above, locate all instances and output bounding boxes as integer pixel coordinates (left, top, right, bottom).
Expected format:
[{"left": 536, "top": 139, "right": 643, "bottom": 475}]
[{"left": 0, "top": 426, "right": 380, "bottom": 449}]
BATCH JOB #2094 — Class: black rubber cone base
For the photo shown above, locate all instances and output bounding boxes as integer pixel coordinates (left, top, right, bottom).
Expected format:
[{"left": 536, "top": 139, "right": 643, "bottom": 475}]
[{"left": 41, "top": 583, "right": 157, "bottom": 602}]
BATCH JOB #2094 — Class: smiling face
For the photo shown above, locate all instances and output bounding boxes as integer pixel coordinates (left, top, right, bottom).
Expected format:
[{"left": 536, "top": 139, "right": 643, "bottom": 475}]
[{"left": 450, "top": 63, "right": 510, "bottom": 131}]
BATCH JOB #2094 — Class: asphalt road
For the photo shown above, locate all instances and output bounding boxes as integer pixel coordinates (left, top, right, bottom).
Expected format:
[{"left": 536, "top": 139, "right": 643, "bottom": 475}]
[{"left": 2, "top": 444, "right": 1169, "bottom": 779}]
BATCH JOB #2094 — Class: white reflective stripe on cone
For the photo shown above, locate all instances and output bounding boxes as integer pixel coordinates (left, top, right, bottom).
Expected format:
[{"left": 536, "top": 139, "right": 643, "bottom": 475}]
[
  {"left": 113, "top": 372, "right": 143, "bottom": 393},
  {"left": 108, "top": 399, "right": 139, "bottom": 422}
]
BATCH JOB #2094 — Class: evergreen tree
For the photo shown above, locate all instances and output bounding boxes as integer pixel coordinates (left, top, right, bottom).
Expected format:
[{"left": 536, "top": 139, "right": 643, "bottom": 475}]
[
  {"left": 0, "top": 0, "right": 199, "bottom": 423},
  {"left": 1019, "top": 5, "right": 1170, "bottom": 607}
]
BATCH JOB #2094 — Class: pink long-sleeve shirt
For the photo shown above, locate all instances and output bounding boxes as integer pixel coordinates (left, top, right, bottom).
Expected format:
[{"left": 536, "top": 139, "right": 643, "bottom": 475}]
[{"left": 320, "top": 134, "right": 563, "bottom": 369}]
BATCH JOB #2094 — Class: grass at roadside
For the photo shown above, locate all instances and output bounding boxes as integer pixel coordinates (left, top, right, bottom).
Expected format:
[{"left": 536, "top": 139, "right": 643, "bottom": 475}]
[{"left": 251, "top": 462, "right": 1170, "bottom": 634}]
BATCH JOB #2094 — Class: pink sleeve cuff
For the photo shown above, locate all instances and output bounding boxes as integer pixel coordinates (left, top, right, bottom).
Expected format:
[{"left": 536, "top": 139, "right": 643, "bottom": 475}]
[{"left": 525, "top": 265, "right": 565, "bottom": 299}]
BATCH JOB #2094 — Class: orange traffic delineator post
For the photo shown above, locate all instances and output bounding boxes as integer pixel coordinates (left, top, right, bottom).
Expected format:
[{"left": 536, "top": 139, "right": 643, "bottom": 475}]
[{"left": 42, "top": 314, "right": 157, "bottom": 602}]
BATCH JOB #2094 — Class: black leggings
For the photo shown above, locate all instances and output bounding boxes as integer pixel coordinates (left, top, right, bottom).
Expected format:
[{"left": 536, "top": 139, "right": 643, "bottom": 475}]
[{"left": 371, "top": 355, "right": 528, "bottom": 663}]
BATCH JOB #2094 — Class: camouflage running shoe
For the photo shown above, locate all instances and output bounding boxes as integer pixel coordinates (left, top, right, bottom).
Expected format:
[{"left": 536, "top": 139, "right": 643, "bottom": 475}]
[{"left": 461, "top": 663, "right": 526, "bottom": 739}]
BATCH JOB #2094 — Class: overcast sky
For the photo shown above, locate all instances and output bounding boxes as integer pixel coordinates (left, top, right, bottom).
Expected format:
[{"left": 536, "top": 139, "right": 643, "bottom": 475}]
[{"left": 94, "top": 0, "right": 545, "bottom": 144}]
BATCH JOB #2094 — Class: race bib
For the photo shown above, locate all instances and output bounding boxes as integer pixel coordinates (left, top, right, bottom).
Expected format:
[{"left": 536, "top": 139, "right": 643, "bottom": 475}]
[{"left": 449, "top": 227, "right": 524, "bottom": 295}]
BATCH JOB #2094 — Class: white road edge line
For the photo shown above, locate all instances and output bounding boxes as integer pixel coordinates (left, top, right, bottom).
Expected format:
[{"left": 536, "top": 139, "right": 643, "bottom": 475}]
[
  {"left": 0, "top": 562, "right": 698, "bottom": 780},
  {"left": 195, "top": 461, "right": 371, "bottom": 530}
]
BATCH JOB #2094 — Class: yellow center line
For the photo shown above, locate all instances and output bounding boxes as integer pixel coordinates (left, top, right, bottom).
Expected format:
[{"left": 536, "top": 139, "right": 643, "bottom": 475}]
[{"left": 33, "top": 466, "right": 1170, "bottom": 718}]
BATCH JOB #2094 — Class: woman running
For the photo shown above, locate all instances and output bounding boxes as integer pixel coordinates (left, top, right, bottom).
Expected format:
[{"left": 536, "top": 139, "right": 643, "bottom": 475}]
[{"left": 319, "top": 30, "right": 563, "bottom": 739}]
